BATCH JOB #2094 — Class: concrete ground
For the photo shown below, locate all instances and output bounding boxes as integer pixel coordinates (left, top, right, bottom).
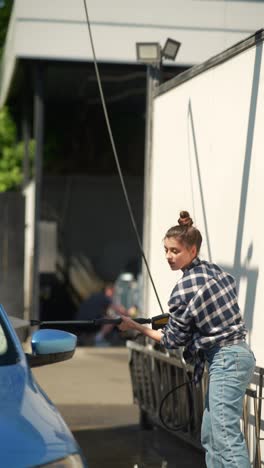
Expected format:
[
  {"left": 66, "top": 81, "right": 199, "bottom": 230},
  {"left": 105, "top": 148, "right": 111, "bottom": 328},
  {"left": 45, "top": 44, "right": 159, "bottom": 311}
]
[{"left": 32, "top": 346, "right": 206, "bottom": 467}]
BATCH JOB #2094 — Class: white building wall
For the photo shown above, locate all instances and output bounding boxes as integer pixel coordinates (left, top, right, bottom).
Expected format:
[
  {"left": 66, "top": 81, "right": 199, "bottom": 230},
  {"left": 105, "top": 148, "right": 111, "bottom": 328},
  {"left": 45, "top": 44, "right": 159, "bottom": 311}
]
[
  {"left": 12, "top": 0, "right": 264, "bottom": 64},
  {"left": 23, "top": 181, "right": 35, "bottom": 321},
  {"left": 148, "top": 37, "right": 264, "bottom": 457},
  {"left": 148, "top": 39, "right": 264, "bottom": 360},
  {"left": 1, "top": 0, "right": 264, "bottom": 104}
]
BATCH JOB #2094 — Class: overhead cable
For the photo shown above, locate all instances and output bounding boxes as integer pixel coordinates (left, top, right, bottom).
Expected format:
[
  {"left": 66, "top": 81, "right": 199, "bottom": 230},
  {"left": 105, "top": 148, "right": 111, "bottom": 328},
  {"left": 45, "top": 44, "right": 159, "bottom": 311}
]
[{"left": 82, "top": 0, "right": 165, "bottom": 314}]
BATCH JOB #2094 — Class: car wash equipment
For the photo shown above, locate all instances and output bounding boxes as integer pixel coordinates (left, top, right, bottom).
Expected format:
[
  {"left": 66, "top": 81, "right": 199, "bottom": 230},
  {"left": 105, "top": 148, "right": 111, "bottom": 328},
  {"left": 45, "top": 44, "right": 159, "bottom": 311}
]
[{"left": 30, "top": 313, "right": 170, "bottom": 330}]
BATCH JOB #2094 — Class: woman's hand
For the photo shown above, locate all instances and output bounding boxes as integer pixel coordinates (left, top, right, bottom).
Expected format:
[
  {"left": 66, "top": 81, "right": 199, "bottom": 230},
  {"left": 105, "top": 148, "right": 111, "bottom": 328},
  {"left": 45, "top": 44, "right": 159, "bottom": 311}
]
[
  {"left": 117, "top": 315, "right": 137, "bottom": 332},
  {"left": 117, "top": 315, "right": 163, "bottom": 344}
]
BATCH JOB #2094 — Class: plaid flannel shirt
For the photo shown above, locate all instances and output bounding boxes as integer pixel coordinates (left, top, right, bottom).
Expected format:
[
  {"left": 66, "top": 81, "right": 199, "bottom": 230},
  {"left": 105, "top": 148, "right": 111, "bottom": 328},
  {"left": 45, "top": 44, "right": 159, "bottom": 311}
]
[{"left": 160, "top": 257, "right": 247, "bottom": 385}]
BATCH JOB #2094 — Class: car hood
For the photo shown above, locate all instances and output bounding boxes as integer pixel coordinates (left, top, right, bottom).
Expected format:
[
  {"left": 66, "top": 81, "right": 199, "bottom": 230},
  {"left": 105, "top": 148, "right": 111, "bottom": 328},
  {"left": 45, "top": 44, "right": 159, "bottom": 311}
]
[{"left": 0, "top": 362, "right": 80, "bottom": 467}]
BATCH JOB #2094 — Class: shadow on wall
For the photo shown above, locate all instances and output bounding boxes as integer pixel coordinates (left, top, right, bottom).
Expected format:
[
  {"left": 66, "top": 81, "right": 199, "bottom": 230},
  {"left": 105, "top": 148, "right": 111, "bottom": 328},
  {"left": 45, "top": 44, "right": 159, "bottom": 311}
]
[
  {"left": 230, "top": 39, "right": 263, "bottom": 338},
  {"left": 188, "top": 100, "right": 212, "bottom": 263},
  {"left": 226, "top": 39, "right": 262, "bottom": 338},
  {"left": 189, "top": 99, "right": 259, "bottom": 339},
  {"left": 222, "top": 254, "right": 258, "bottom": 344},
  {"left": 187, "top": 38, "right": 263, "bottom": 339}
]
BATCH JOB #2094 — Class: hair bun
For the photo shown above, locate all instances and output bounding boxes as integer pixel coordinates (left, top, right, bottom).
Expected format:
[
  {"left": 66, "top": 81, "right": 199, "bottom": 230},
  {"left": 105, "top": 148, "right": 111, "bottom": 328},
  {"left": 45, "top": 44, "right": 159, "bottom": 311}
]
[{"left": 178, "top": 210, "right": 193, "bottom": 227}]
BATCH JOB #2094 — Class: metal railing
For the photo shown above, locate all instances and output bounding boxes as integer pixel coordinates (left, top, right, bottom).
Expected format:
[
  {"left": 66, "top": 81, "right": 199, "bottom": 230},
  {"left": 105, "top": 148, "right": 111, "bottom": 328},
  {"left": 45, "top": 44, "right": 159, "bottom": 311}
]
[
  {"left": 127, "top": 340, "right": 263, "bottom": 465},
  {"left": 243, "top": 366, "right": 264, "bottom": 467}
]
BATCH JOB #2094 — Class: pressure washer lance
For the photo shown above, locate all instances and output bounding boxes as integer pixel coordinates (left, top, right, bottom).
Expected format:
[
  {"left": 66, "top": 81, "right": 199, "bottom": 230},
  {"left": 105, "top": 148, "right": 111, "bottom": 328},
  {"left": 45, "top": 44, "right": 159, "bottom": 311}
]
[
  {"left": 30, "top": 312, "right": 195, "bottom": 432},
  {"left": 30, "top": 313, "right": 170, "bottom": 330}
]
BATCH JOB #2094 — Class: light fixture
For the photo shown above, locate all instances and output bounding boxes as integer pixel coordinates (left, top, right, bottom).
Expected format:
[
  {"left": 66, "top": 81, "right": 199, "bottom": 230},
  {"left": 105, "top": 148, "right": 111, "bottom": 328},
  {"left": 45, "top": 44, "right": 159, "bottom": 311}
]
[
  {"left": 136, "top": 38, "right": 181, "bottom": 66},
  {"left": 136, "top": 42, "right": 161, "bottom": 65},
  {"left": 162, "top": 38, "right": 181, "bottom": 61}
]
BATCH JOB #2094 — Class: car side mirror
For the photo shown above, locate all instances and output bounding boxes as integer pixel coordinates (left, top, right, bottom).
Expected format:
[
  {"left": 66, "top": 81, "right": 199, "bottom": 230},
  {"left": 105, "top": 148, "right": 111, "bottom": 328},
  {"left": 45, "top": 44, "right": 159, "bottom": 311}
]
[{"left": 26, "top": 329, "right": 77, "bottom": 368}]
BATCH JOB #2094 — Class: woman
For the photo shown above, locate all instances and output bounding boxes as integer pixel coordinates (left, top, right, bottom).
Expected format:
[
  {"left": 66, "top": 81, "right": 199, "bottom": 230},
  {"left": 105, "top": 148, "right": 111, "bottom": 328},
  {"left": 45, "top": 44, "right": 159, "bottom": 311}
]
[{"left": 118, "top": 210, "right": 255, "bottom": 468}]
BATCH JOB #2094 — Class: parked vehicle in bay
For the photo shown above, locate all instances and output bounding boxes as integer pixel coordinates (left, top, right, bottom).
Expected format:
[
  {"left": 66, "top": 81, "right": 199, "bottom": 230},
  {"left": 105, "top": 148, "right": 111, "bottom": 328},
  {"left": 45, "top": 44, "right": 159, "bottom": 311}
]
[{"left": 0, "top": 304, "right": 87, "bottom": 468}]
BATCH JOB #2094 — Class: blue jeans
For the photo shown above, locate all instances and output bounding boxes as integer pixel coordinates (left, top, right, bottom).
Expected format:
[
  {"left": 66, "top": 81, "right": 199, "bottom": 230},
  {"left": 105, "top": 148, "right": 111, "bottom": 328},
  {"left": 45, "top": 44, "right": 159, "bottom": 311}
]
[{"left": 201, "top": 343, "right": 256, "bottom": 468}]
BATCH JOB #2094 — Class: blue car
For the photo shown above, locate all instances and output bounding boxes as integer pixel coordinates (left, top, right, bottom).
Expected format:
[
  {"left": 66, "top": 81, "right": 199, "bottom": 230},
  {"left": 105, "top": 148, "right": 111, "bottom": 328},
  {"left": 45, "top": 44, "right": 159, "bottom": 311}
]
[{"left": 0, "top": 304, "right": 87, "bottom": 468}]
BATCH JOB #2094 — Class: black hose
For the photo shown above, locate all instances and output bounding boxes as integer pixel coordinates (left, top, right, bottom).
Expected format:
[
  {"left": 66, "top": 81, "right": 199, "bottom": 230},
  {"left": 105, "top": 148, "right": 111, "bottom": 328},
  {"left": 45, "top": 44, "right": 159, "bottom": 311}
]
[{"left": 159, "top": 378, "right": 195, "bottom": 432}]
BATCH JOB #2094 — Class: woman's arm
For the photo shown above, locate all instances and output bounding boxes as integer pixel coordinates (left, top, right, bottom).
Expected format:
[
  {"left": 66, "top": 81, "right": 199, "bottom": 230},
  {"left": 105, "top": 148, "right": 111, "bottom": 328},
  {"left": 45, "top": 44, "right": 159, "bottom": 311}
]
[{"left": 118, "top": 315, "right": 163, "bottom": 343}]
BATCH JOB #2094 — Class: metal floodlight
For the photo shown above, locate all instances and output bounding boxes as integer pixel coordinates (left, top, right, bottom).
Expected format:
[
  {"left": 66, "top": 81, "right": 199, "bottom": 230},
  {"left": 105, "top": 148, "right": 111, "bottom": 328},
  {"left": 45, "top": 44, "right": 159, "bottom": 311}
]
[
  {"left": 136, "top": 42, "right": 161, "bottom": 64},
  {"left": 162, "top": 38, "right": 181, "bottom": 61}
]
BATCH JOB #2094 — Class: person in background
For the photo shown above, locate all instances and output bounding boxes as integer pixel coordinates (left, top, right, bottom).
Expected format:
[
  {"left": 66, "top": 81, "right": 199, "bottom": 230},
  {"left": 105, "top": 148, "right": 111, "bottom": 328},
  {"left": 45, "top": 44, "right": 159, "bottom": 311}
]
[
  {"left": 118, "top": 210, "right": 255, "bottom": 468},
  {"left": 76, "top": 284, "right": 126, "bottom": 346}
]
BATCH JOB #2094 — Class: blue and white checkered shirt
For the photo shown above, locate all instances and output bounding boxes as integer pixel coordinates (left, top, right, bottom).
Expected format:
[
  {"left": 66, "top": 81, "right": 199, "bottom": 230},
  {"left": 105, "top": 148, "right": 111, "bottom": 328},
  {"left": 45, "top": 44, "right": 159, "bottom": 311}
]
[{"left": 160, "top": 257, "right": 247, "bottom": 384}]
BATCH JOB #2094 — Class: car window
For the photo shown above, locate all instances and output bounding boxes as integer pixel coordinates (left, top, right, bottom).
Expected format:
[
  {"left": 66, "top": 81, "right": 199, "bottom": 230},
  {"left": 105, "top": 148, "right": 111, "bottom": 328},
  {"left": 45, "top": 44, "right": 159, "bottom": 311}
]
[{"left": 0, "top": 317, "right": 19, "bottom": 366}]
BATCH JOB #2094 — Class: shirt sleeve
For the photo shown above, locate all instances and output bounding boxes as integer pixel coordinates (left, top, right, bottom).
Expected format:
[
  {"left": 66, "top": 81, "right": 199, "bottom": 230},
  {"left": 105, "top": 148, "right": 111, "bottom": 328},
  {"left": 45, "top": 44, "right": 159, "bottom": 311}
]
[{"left": 160, "top": 296, "right": 193, "bottom": 349}]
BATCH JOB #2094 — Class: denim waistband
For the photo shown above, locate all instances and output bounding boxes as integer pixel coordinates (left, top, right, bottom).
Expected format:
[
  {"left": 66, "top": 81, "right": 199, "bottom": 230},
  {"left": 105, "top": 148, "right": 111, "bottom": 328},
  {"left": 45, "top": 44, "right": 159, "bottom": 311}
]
[{"left": 204, "top": 340, "right": 248, "bottom": 360}]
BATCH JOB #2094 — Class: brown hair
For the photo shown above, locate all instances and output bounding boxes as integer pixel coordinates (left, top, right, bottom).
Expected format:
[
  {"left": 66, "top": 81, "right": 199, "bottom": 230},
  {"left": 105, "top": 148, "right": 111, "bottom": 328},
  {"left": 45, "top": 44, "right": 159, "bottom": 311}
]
[{"left": 164, "top": 210, "right": 202, "bottom": 253}]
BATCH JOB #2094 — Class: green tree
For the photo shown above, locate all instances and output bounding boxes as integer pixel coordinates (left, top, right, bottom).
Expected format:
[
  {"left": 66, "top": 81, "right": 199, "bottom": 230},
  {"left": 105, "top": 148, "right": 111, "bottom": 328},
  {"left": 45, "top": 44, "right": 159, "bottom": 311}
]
[
  {"left": 0, "top": 106, "right": 35, "bottom": 191},
  {"left": 0, "top": 2, "right": 36, "bottom": 191},
  {"left": 0, "top": 0, "right": 13, "bottom": 58}
]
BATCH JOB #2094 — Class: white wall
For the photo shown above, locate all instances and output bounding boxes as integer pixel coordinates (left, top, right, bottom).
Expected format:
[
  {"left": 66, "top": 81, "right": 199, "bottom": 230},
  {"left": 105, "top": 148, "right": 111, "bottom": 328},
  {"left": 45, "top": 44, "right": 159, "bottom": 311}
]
[
  {"left": 148, "top": 39, "right": 264, "bottom": 363},
  {"left": 23, "top": 181, "right": 35, "bottom": 321},
  {"left": 12, "top": 0, "right": 264, "bottom": 65},
  {"left": 1, "top": 0, "right": 264, "bottom": 104},
  {"left": 148, "top": 35, "right": 264, "bottom": 458}
]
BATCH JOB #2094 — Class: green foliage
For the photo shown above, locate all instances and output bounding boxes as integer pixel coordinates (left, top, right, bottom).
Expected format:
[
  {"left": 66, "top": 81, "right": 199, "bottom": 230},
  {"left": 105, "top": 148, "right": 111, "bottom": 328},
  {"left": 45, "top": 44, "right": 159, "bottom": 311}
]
[
  {"left": 0, "top": 3, "right": 36, "bottom": 191},
  {"left": 0, "top": 106, "right": 35, "bottom": 192},
  {"left": 0, "top": 1, "right": 13, "bottom": 58},
  {"left": 0, "top": 105, "right": 16, "bottom": 148}
]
